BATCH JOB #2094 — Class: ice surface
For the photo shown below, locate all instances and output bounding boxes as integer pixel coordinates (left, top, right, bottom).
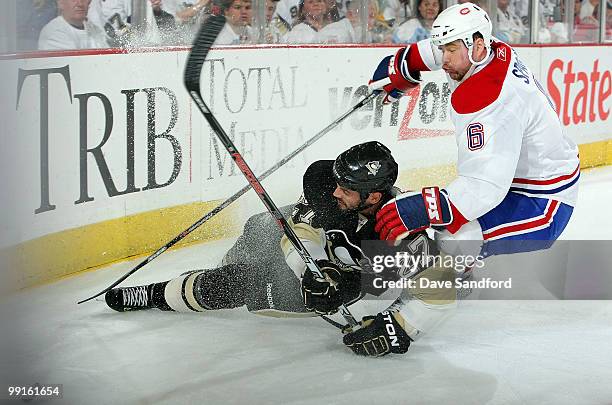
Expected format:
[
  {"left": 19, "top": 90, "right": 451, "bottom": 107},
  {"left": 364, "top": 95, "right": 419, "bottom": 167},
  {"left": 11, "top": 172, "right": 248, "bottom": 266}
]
[{"left": 2, "top": 167, "right": 612, "bottom": 405}]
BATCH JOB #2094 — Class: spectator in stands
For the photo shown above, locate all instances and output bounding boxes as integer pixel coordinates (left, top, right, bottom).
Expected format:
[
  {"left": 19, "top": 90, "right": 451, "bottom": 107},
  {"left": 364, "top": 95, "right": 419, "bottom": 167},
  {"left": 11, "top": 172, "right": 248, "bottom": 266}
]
[
  {"left": 571, "top": 0, "right": 582, "bottom": 23},
  {"left": 547, "top": 16, "right": 570, "bottom": 42},
  {"left": 243, "top": 2, "right": 255, "bottom": 28},
  {"left": 214, "top": 0, "right": 254, "bottom": 44},
  {"left": 496, "top": 0, "right": 526, "bottom": 43},
  {"left": 266, "top": 0, "right": 281, "bottom": 22},
  {"left": 17, "top": 0, "right": 58, "bottom": 51},
  {"left": 537, "top": 0, "right": 573, "bottom": 43},
  {"left": 274, "top": 0, "right": 301, "bottom": 29},
  {"left": 149, "top": 0, "right": 179, "bottom": 39},
  {"left": 573, "top": 0, "right": 600, "bottom": 40},
  {"left": 346, "top": 0, "right": 393, "bottom": 42},
  {"left": 88, "top": 0, "right": 132, "bottom": 44},
  {"left": 323, "top": 0, "right": 359, "bottom": 41},
  {"left": 380, "top": 0, "right": 412, "bottom": 27},
  {"left": 162, "top": 0, "right": 209, "bottom": 23},
  {"left": 283, "top": 0, "right": 354, "bottom": 43},
  {"left": 579, "top": 0, "right": 599, "bottom": 23},
  {"left": 39, "top": 0, "right": 108, "bottom": 50},
  {"left": 392, "top": 0, "right": 441, "bottom": 43},
  {"left": 543, "top": 0, "right": 583, "bottom": 42},
  {"left": 263, "top": 0, "right": 289, "bottom": 43},
  {"left": 154, "top": 0, "right": 209, "bottom": 44},
  {"left": 326, "top": 0, "right": 343, "bottom": 21},
  {"left": 510, "top": 0, "right": 529, "bottom": 23},
  {"left": 285, "top": 0, "right": 328, "bottom": 38}
]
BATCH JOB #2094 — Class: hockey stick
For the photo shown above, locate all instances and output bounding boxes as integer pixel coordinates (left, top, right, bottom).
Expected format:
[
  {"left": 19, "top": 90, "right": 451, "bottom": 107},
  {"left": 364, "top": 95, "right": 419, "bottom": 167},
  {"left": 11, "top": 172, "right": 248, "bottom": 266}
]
[
  {"left": 185, "top": 14, "right": 358, "bottom": 327},
  {"left": 77, "top": 81, "right": 374, "bottom": 306}
]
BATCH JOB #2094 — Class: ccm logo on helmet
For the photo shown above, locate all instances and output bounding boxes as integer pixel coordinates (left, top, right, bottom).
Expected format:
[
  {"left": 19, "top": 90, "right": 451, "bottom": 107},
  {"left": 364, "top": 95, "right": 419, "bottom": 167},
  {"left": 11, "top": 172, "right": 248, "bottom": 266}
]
[
  {"left": 422, "top": 187, "right": 443, "bottom": 224},
  {"left": 460, "top": 7, "right": 471, "bottom": 14},
  {"left": 382, "top": 311, "right": 400, "bottom": 347}
]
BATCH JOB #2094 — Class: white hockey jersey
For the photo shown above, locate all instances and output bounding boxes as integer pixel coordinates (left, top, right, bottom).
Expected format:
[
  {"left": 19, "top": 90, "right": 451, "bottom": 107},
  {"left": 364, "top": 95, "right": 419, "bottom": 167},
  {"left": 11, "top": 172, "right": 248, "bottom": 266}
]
[
  {"left": 274, "top": 0, "right": 301, "bottom": 27},
  {"left": 408, "top": 38, "right": 579, "bottom": 222},
  {"left": 88, "top": 0, "right": 132, "bottom": 31},
  {"left": 283, "top": 19, "right": 355, "bottom": 44}
]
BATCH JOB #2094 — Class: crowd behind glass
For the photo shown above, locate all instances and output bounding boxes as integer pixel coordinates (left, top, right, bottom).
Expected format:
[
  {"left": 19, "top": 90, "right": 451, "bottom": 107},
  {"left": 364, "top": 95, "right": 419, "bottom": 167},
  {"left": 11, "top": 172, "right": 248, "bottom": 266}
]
[{"left": 16, "top": 0, "right": 612, "bottom": 52}]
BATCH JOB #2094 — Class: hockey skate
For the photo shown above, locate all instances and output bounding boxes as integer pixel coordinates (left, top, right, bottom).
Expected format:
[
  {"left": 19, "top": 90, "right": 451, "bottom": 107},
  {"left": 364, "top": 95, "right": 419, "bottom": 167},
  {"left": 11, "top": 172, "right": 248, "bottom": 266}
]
[{"left": 105, "top": 285, "right": 154, "bottom": 312}]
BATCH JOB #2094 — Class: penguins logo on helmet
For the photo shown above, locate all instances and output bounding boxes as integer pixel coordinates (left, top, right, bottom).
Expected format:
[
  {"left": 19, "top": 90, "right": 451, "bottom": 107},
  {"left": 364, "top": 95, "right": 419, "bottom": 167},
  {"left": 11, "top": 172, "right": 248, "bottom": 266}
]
[{"left": 365, "top": 161, "right": 381, "bottom": 176}]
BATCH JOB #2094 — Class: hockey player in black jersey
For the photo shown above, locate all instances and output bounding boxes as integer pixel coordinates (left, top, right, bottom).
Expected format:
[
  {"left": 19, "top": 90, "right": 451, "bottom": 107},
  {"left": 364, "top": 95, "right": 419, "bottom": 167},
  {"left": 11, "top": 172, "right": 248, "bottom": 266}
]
[{"left": 104, "top": 141, "right": 456, "bottom": 357}]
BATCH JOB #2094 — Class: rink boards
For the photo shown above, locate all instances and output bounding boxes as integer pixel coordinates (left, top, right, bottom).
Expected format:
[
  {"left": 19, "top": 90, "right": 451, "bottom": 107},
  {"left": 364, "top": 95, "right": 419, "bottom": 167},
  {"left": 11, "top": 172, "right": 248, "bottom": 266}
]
[{"left": 1, "top": 43, "right": 611, "bottom": 289}]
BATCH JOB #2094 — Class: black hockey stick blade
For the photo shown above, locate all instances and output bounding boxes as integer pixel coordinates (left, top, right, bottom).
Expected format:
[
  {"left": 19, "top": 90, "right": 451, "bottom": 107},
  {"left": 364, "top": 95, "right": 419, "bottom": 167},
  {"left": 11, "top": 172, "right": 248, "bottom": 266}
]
[{"left": 184, "top": 14, "right": 226, "bottom": 93}]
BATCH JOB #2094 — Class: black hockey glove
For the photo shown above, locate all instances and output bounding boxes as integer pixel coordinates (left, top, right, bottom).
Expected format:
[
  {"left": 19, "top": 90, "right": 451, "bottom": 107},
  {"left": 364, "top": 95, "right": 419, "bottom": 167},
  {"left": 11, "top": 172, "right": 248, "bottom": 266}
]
[
  {"left": 301, "top": 260, "right": 344, "bottom": 315},
  {"left": 342, "top": 311, "right": 412, "bottom": 357}
]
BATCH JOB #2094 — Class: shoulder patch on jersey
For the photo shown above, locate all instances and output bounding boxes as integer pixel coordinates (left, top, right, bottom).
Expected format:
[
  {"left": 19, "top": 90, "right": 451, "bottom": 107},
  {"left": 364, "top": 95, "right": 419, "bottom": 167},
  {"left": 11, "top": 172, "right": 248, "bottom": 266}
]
[{"left": 451, "top": 41, "right": 512, "bottom": 114}]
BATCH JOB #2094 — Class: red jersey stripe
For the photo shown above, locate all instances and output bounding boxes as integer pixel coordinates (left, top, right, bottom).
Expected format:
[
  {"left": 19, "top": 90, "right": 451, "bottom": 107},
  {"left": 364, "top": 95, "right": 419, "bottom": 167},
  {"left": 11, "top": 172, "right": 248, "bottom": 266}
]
[
  {"left": 483, "top": 200, "right": 560, "bottom": 240},
  {"left": 512, "top": 165, "right": 580, "bottom": 186}
]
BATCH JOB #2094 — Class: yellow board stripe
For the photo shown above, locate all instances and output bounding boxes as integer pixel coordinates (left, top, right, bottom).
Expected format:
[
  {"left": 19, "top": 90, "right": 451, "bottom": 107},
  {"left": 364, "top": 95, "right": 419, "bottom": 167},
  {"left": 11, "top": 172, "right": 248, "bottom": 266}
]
[
  {"left": 578, "top": 139, "right": 612, "bottom": 168},
  {"left": 3, "top": 200, "right": 240, "bottom": 291},
  {"left": 4, "top": 139, "right": 611, "bottom": 292}
]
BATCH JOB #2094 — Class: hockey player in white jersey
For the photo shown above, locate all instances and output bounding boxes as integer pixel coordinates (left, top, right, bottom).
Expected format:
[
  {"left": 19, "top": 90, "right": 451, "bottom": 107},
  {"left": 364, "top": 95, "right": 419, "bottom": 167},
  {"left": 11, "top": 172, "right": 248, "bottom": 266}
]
[
  {"left": 369, "top": 2, "right": 578, "bottom": 250},
  {"left": 338, "top": 2, "right": 580, "bottom": 357}
]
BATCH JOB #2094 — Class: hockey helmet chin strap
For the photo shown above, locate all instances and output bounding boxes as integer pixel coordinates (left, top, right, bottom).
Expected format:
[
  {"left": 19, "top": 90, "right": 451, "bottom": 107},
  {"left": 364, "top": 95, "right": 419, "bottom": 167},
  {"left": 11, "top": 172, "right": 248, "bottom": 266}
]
[
  {"left": 356, "top": 188, "right": 393, "bottom": 213},
  {"left": 464, "top": 37, "right": 491, "bottom": 67}
]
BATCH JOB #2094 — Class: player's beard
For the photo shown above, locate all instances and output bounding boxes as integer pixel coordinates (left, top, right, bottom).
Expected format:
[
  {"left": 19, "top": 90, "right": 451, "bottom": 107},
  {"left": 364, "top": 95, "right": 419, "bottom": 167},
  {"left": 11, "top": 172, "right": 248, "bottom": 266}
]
[{"left": 336, "top": 197, "right": 372, "bottom": 213}]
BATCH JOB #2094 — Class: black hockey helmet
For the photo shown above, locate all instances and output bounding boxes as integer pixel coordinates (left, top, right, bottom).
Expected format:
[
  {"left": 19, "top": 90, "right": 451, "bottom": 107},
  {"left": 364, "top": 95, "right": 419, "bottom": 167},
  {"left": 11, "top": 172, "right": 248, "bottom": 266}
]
[{"left": 333, "top": 141, "right": 398, "bottom": 198}]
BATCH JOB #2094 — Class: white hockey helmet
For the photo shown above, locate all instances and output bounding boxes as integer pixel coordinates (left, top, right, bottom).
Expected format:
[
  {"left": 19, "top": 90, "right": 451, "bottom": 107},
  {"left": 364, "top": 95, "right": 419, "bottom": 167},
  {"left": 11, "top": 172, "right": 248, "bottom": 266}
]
[{"left": 430, "top": 2, "right": 493, "bottom": 65}]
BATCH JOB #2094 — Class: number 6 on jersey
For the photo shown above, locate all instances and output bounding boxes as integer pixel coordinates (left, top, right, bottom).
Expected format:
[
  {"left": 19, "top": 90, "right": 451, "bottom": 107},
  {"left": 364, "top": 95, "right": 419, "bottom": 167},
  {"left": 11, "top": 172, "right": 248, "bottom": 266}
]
[{"left": 467, "top": 122, "right": 484, "bottom": 151}]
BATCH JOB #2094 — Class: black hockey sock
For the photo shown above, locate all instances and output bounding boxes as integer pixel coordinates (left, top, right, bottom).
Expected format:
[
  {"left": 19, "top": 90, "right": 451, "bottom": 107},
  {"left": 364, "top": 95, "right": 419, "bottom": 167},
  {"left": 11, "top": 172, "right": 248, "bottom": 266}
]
[
  {"left": 193, "top": 264, "right": 247, "bottom": 310},
  {"left": 152, "top": 265, "right": 247, "bottom": 312},
  {"left": 150, "top": 281, "right": 173, "bottom": 311}
]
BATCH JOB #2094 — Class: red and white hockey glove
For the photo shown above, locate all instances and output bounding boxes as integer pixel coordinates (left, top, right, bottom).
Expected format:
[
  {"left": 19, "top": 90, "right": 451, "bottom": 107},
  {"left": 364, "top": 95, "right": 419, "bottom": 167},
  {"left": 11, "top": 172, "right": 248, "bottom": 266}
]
[
  {"left": 375, "top": 187, "right": 463, "bottom": 241},
  {"left": 368, "top": 47, "right": 421, "bottom": 104}
]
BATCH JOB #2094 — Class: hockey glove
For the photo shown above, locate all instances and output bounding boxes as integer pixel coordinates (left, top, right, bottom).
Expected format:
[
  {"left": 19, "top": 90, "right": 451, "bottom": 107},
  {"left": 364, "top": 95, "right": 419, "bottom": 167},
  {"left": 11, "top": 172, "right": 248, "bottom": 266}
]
[
  {"left": 301, "top": 260, "right": 344, "bottom": 315},
  {"left": 368, "top": 47, "right": 421, "bottom": 104},
  {"left": 375, "top": 187, "right": 455, "bottom": 241},
  {"left": 343, "top": 311, "right": 412, "bottom": 356}
]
